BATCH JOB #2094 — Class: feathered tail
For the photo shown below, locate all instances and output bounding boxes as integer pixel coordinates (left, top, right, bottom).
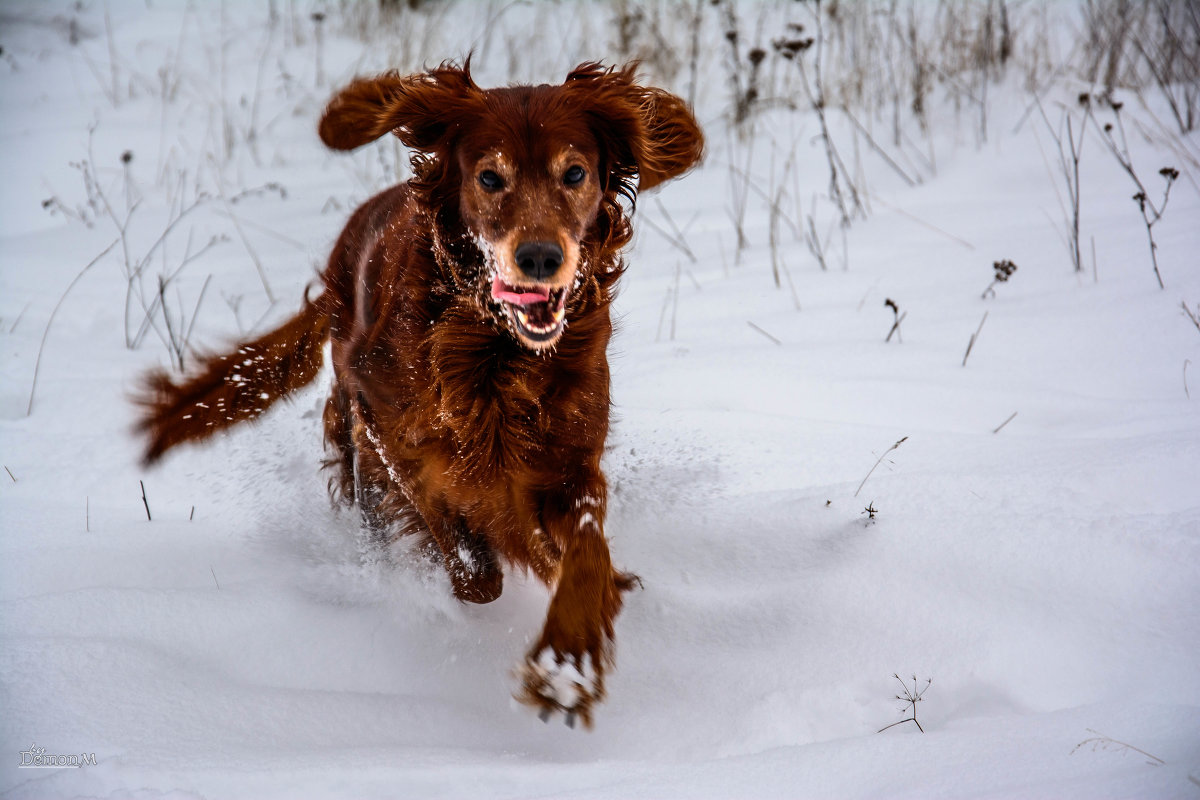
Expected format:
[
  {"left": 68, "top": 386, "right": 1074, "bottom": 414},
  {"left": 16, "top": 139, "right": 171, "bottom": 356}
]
[{"left": 135, "top": 296, "right": 330, "bottom": 465}]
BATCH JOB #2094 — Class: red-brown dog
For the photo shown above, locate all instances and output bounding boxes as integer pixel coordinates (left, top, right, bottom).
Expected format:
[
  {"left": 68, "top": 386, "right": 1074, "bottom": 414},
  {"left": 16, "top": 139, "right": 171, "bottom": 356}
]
[{"left": 136, "top": 61, "right": 703, "bottom": 727}]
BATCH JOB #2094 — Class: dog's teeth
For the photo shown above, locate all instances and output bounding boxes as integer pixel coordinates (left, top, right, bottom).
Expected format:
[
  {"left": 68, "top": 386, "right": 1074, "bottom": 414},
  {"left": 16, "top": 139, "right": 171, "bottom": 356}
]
[{"left": 509, "top": 300, "right": 565, "bottom": 338}]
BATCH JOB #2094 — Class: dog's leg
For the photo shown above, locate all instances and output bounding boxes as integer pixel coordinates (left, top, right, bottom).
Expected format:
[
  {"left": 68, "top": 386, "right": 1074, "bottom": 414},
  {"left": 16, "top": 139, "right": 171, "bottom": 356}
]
[
  {"left": 337, "top": 391, "right": 399, "bottom": 540},
  {"left": 517, "top": 475, "right": 636, "bottom": 728},
  {"left": 321, "top": 380, "right": 357, "bottom": 505},
  {"left": 425, "top": 519, "right": 504, "bottom": 604}
]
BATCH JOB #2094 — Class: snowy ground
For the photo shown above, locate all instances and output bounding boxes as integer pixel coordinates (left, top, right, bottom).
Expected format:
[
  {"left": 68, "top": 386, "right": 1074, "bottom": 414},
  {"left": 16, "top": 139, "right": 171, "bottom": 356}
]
[{"left": 2, "top": 2, "right": 1199, "bottom": 798}]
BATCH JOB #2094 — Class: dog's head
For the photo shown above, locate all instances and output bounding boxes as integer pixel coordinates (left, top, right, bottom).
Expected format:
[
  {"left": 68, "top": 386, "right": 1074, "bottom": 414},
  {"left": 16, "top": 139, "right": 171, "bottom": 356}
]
[{"left": 319, "top": 61, "right": 704, "bottom": 350}]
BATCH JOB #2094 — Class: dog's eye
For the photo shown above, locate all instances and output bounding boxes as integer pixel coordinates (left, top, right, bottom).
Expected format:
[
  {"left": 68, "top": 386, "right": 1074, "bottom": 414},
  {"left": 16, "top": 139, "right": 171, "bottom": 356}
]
[
  {"left": 478, "top": 170, "right": 504, "bottom": 190},
  {"left": 563, "top": 165, "right": 586, "bottom": 186}
]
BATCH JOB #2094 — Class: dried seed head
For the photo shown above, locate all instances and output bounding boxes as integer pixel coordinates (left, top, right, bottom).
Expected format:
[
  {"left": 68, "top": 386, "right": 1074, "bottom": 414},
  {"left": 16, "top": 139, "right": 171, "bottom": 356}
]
[
  {"left": 774, "top": 36, "right": 814, "bottom": 54},
  {"left": 992, "top": 259, "right": 1017, "bottom": 282}
]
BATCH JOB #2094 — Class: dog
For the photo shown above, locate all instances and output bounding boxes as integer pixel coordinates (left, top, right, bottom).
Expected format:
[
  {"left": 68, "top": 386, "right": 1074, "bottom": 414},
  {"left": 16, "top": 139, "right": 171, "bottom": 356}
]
[{"left": 135, "top": 61, "right": 703, "bottom": 727}]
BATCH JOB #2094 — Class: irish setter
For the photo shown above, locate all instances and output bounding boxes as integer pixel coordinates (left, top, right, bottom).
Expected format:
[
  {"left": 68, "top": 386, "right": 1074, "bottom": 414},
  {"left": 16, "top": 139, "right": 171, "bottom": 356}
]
[{"left": 135, "top": 61, "right": 703, "bottom": 727}]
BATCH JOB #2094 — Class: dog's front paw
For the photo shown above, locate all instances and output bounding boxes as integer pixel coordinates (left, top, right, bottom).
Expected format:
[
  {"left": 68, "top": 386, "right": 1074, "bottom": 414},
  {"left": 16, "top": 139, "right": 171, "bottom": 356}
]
[{"left": 516, "top": 647, "right": 604, "bottom": 729}]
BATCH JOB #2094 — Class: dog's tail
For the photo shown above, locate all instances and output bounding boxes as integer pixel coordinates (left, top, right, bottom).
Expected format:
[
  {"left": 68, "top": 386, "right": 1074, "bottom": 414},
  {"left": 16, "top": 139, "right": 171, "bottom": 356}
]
[{"left": 135, "top": 295, "right": 331, "bottom": 465}]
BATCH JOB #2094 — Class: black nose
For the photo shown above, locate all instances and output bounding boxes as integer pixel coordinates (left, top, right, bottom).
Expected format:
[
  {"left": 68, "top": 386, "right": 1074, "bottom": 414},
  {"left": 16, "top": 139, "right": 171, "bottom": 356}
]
[{"left": 514, "top": 241, "right": 563, "bottom": 281}]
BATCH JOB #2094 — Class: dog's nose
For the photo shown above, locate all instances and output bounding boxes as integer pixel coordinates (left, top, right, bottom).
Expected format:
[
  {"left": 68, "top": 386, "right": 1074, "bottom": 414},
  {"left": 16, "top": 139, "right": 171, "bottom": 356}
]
[{"left": 514, "top": 241, "right": 563, "bottom": 281}]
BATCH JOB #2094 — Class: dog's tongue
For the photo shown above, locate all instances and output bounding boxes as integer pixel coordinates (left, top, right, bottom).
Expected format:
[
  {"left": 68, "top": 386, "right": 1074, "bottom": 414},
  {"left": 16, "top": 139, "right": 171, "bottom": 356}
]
[{"left": 492, "top": 277, "right": 551, "bottom": 306}]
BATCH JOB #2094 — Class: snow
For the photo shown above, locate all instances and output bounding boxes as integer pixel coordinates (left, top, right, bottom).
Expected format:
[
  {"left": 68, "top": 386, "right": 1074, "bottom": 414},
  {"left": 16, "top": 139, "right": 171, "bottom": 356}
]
[
  {"left": 525, "top": 648, "right": 594, "bottom": 714},
  {"left": 2, "top": 1, "right": 1199, "bottom": 797}
]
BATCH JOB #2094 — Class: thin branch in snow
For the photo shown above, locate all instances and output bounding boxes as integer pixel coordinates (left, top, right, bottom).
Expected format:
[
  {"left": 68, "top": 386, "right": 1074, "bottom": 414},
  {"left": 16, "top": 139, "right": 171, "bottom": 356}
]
[
  {"left": 208, "top": 156, "right": 275, "bottom": 303},
  {"left": 855, "top": 436, "right": 908, "bottom": 497},
  {"left": 8, "top": 302, "right": 31, "bottom": 334},
  {"left": 878, "top": 674, "right": 930, "bottom": 734},
  {"left": 140, "top": 480, "right": 152, "bottom": 522},
  {"left": 1182, "top": 302, "right": 1200, "bottom": 335},
  {"left": 871, "top": 196, "right": 975, "bottom": 251},
  {"left": 27, "top": 239, "right": 120, "bottom": 416},
  {"left": 963, "top": 311, "right": 989, "bottom": 366},
  {"left": 1071, "top": 729, "right": 1164, "bottom": 766},
  {"left": 992, "top": 412, "right": 1018, "bottom": 434},
  {"left": 884, "top": 298, "right": 905, "bottom": 343},
  {"left": 746, "top": 321, "right": 781, "bottom": 345},
  {"left": 1096, "top": 104, "right": 1178, "bottom": 289},
  {"left": 1035, "top": 97, "right": 1088, "bottom": 274}
]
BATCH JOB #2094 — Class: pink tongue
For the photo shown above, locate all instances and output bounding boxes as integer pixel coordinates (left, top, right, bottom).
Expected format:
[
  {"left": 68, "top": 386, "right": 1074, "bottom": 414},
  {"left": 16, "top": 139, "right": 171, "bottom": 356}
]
[{"left": 492, "top": 277, "right": 551, "bottom": 306}]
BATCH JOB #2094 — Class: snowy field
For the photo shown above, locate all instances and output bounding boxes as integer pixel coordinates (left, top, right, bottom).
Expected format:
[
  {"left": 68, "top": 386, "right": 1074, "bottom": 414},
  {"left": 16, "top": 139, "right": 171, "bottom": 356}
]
[{"left": 2, "top": 1, "right": 1199, "bottom": 797}]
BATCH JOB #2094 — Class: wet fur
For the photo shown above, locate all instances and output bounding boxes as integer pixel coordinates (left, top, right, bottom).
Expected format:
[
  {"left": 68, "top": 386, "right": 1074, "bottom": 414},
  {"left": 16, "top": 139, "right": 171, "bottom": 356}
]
[{"left": 135, "top": 61, "right": 702, "bottom": 727}]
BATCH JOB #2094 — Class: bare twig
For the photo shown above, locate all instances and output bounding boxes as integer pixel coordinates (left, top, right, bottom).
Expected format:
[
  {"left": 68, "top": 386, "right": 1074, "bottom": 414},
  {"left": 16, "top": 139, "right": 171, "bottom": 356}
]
[
  {"left": 963, "top": 311, "right": 989, "bottom": 366},
  {"left": 884, "top": 298, "right": 905, "bottom": 343},
  {"left": 855, "top": 436, "right": 908, "bottom": 497},
  {"left": 655, "top": 285, "right": 671, "bottom": 342},
  {"left": 4, "top": 465, "right": 15, "bottom": 482},
  {"left": 140, "top": 480, "right": 152, "bottom": 521},
  {"left": 208, "top": 157, "right": 275, "bottom": 302},
  {"left": 670, "top": 262, "right": 681, "bottom": 341},
  {"left": 791, "top": 1, "right": 865, "bottom": 228},
  {"left": 1035, "top": 99, "right": 1087, "bottom": 274},
  {"left": 806, "top": 208, "right": 830, "bottom": 271},
  {"left": 1097, "top": 107, "right": 1177, "bottom": 289},
  {"left": 641, "top": 214, "right": 697, "bottom": 263},
  {"left": 992, "top": 411, "right": 1018, "bottom": 434},
  {"left": 842, "top": 107, "right": 919, "bottom": 187},
  {"left": 877, "top": 674, "right": 931, "bottom": 734},
  {"left": 1182, "top": 301, "right": 1200, "bottom": 335},
  {"left": 8, "top": 302, "right": 31, "bottom": 334},
  {"left": 1071, "top": 729, "right": 1165, "bottom": 766},
  {"left": 747, "top": 321, "right": 781, "bottom": 345},
  {"left": 181, "top": 274, "right": 214, "bottom": 361},
  {"left": 27, "top": 240, "right": 119, "bottom": 416},
  {"left": 871, "top": 196, "right": 974, "bottom": 250}
]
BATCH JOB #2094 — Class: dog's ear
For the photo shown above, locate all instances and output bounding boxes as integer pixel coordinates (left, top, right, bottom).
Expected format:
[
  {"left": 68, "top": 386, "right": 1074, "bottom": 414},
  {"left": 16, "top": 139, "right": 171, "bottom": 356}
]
[
  {"left": 319, "top": 63, "right": 480, "bottom": 152},
  {"left": 565, "top": 63, "right": 704, "bottom": 195},
  {"left": 632, "top": 87, "right": 705, "bottom": 191}
]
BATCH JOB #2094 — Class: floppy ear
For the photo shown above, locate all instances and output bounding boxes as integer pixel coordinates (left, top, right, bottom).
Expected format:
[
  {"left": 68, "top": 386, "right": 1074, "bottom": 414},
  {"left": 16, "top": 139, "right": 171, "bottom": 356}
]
[
  {"left": 633, "top": 87, "right": 705, "bottom": 191},
  {"left": 565, "top": 63, "right": 704, "bottom": 195},
  {"left": 318, "top": 63, "right": 480, "bottom": 152}
]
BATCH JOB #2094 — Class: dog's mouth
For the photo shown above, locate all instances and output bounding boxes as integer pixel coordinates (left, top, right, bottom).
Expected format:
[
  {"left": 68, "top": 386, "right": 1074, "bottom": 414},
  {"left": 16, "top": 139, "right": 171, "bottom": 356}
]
[{"left": 491, "top": 277, "right": 568, "bottom": 345}]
